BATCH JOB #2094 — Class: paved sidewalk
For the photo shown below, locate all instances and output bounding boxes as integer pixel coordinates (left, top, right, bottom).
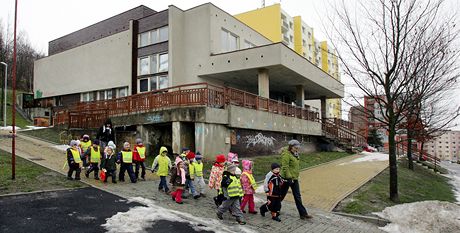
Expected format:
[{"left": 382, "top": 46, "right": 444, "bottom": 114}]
[
  {"left": 0, "top": 132, "right": 384, "bottom": 233},
  {"left": 286, "top": 154, "right": 388, "bottom": 211}
]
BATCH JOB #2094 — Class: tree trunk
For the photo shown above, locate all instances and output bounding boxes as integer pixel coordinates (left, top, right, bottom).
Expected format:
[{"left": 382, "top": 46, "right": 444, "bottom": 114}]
[
  {"left": 388, "top": 117, "right": 399, "bottom": 202},
  {"left": 407, "top": 130, "right": 414, "bottom": 170}
]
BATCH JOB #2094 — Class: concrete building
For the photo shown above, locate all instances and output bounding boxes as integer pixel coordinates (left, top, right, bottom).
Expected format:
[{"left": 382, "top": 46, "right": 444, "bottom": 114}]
[
  {"left": 34, "top": 3, "right": 344, "bottom": 157},
  {"left": 348, "top": 106, "right": 367, "bottom": 137},
  {"left": 423, "top": 131, "right": 460, "bottom": 161},
  {"left": 235, "top": 3, "right": 342, "bottom": 119}
]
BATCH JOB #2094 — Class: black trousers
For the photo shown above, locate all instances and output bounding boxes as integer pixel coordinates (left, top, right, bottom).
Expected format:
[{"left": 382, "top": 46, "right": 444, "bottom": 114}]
[
  {"left": 67, "top": 163, "right": 81, "bottom": 179},
  {"left": 105, "top": 169, "right": 117, "bottom": 182},
  {"left": 86, "top": 163, "right": 99, "bottom": 178},
  {"left": 134, "top": 161, "right": 146, "bottom": 179},
  {"left": 119, "top": 163, "right": 137, "bottom": 183},
  {"left": 281, "top": 179, "right": 308, "bottom": 216}
]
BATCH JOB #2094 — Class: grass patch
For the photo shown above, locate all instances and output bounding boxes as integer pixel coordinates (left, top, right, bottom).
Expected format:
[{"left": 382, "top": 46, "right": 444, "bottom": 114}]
[
  {"left": 334, "top": 159, "right": 456, "bottom": 215},
  {"left": 20, "top": 127, "right": 63, "bottom": 144},
  {"left": 0, "top": 150, "right": 87, "bottom": 195}
]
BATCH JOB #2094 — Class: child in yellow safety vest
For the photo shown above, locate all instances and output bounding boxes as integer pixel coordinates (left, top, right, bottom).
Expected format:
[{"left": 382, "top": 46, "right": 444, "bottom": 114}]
[
  {"left": 117, "top": 142, "right": 137, "bottom": 183},
  {"left": 240, "top": 160, "right": 258, "bottom": 214},
  {"left": 67, "top": 140, "right": 82, "bottom": 180},
  {"left": 216, "top": 164, "right": 246, "bottom": 225},
  {"left": 190, "top": 152, "right": 206, "bottom": 198},
  {"left": 84, "top": 139, "right": 102, "bottom": 180},
  {"left": 80, "top": 134, "right": 92, "bottom": 167},
  {"left": 133, "top": 138, "right": 146, "bottom": 180}
]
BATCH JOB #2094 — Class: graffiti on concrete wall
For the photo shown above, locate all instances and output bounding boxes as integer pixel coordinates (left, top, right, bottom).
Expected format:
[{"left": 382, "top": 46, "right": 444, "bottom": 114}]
[
  {"left": 245, "top": 133, "right": 276, "bottom": 148},
  {"left": 146, "top": 114, "right": 163, "bottom": 123}
]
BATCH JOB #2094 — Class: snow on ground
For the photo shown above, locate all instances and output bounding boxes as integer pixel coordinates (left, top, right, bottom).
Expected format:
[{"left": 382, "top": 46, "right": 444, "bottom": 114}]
[
  {"left": 19, "top": 126, "right": 48, "bottom": 131},
  {"left": 440, "top": 161, "right": 460, "bottom": 203},
  {"left": 339, "top": 151, "right": 388, "bottom": 165},
  {"left": 52, "top": 145, "right": 69, "bottom": 151},
  {"left": 102, "top": 197, "right": 258, "bottom": 233},
  {"left": 374, "top": 200, "right": 460, "bottom": 233},
  {"left": 0, "top": 126, "right": 21, "bottom": 131}
]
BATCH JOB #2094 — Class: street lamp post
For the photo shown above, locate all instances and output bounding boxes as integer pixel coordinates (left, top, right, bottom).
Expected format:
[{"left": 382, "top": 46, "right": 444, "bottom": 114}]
[{"left": 0, "top": 62, "right": 7, "bottom": 128}]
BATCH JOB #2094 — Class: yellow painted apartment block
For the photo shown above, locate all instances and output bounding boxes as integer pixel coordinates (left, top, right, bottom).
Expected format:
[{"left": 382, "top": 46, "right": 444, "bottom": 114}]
[{"left": 236, "top": 4, "right": 342, "bottom": 119}]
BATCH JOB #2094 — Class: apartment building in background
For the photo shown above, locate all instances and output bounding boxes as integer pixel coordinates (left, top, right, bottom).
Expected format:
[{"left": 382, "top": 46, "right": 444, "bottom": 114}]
[
  {"left": 235, "top": 3, "right": 342, "bottom": 119},
  {"left": 34, "top": 3, "right": 344, "bottom": 157},
  {"left": 423, "top": 131, "right": 460, "bottom": 161}
]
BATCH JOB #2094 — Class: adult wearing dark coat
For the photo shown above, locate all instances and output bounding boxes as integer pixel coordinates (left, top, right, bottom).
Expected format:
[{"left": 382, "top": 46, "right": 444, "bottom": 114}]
[{"left": 97, "top": 119, "right": 115, "bottom": 149}]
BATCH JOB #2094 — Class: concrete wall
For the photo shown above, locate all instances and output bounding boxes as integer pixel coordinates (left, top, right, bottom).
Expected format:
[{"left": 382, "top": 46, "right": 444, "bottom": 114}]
[
  {"left": 168, "top": 4, "right": 272, "bottom": 87},
  {"left": 228, "top": 105, "right": 322, "bottom": 136},
  {"left": 195, "top": 122, "right": 231, "bottom": 158},
  {"left": 34, "top": 29, "right": 133, "bottom": 98}
]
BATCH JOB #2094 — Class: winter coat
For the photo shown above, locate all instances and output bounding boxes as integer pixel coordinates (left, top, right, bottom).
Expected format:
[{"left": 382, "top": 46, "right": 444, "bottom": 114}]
[
  {"left": 66, "top": 148, "right": 81, "bottom": 164},
  {"left": 240, "top": 160, "right": 257, "bottom": 195},
  {"left": 97, "top": 125, "right": 115, "bottom": 143},
  {"left": 152, "top": 147, "right": 171, "bottom": 177},
  {"left": 208, "top": 162, "right": 225, "bottom": 190},
  {"left": 101, "top": 152, "right": 117, "bottom": 171},
  {"left": 117, "top": 149, "right": 133, "bottom": 163},
  {"left": 173, "top": 158, "right": 186, "bottom": 187},
  {"left": 133, "top": 145, "right": 146, "bottom": 162},
  {"left": 263, "top": 171, "right": 273, "bottom": 193},
  {"left": 267, "top": 172, "right": 285, "bottom": 197},
  {"left": 280, "top": 148, "right": 300, "bottom": 180}
]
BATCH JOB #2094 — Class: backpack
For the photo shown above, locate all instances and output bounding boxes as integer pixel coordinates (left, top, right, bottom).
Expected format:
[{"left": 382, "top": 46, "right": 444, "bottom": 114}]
[{"left": 169, "top": 166, "right": 182, "bottom": 185}]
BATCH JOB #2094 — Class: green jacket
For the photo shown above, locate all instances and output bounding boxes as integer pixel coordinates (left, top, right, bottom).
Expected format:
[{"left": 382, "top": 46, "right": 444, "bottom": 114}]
[
  {"left": 280, "top": 148, "right": 300, "bottom": 180},
  {"left": 152, "top": 147, "right": 171, "bottom": 177}
]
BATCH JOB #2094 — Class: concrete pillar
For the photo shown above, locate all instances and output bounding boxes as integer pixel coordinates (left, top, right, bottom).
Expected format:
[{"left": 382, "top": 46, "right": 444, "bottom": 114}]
[
  {"left": 258, "top": 68, "right": 269, "bottom": 98},
  {"left": 172, "top": 122, "right": 182, "bottom": 153},
  {"left": 195, "top": 122, "right": 231, "bottom": 159},
  {"left": 320, "top": 96, "right": 327, "bottom": 120},
  {"left": 172, "top": 121, "right": 195, "bottom": 153},
  {"left": 296, "top": 85, "right": 305, "bottom": 107}
]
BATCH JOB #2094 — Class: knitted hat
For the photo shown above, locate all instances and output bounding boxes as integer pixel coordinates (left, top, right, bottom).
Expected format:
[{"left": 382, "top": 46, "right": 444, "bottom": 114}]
[
  {"left": 195, "top": 152, "right": 203, "bottom": 160},
  {"left": 69, "top": 140, "right": 78, "bottom": 147},
  {"left": 123, "top": 142, "right": 130, "bottom": 149},
  {"left": 107, "top": 141, "right": 116, "bottom": 149},
  {"left": 82, "top": 134, "right": 90, "bottom": 139},
  {"left": 227, "top": 164, "right": 237, "bottom": 173},
  {"left": 135, "top": 138, "right": 143, "bottom": 145},
  {"left": 288, "top": 139, "right": 301, "bottom": 148},
  {"left": 76, "top": 140, "right": 81, "bottom": 145},
  {"left": 186, "top": 152, "right": 196, "bottom": 160},
  {"left": 271, "top": 163, "right": 281, "bottom": 170},
  {"left": 216, "top": 154, "right": 226, "bottom": 163},
  {"left": 93, "top": 139, "right": 100, "bottom": 145},
  {"left": 182, "top": 147, "right": 189, "bottom": 152}
]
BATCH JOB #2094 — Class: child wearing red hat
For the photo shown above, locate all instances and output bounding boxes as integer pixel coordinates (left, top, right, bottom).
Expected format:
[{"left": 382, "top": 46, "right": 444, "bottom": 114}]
[{"left": 208, "top": 154, "right": 226, "bottom": 191}]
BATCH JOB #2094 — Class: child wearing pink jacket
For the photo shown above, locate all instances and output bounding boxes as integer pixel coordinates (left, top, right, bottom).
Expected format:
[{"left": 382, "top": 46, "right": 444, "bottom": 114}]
[{"left": 240, "top": 160, "right": 258, "bottom": 214}]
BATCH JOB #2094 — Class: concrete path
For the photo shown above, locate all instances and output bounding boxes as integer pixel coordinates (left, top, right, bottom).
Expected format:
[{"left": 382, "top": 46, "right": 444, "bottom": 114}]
[
  {"left": 285, "top": 154, "right": 388, "bottom": 212},
  {"left": 0, "top": 132, "right": 385, "bottom": 233}
]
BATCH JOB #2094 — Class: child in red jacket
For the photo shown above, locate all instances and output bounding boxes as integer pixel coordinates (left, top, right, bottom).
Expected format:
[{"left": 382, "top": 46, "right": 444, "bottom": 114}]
[{"left": 133, "top": 138, "right": 146, "bottom": 180}]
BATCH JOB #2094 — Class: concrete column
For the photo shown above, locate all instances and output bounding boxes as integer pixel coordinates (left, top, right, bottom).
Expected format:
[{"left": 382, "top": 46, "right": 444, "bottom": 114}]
[
  {"left": 296, "top": 85, "right": 305, "bottom": 107},
  {"left": 258, "top": 68, "right": 269, "bottom": 98},
  {"left": 195, "top": 122, "right": 230, "bottom": 159},
  {"left": 172, "top": 122, "right": 182, "bottom": 153},
  {"left": 320, "top": 96, "right": 327, "bottom": 120},
  {"left": 173, "top": 121, "right": 195, "bottom": 153}
]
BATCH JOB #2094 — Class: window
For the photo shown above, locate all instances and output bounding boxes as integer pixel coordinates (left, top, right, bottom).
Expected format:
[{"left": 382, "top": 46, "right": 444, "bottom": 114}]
[
  {"left": 138, "top": 26, "right": 168, "bottom": 47},
  {"left": 158, "top": 75, "right": 169, "bottom": 89},
  {"left": 150, "top": 77, "right": 158, "bottom": 91},
  {"left": 98, "top": 89, "right": 113, "bottom": 100},
  {"left": 221, "top": 29, "right": 239, "bottom": 52},
  {"left": 159, "top": 54, "right": 168, "bottom": 72},
  {"left": 150, "top": 55, "right": 158, "bottom": 74},
  {"left": 302, "top": 26, "right": 305, "bottom": 33},
  {"left": 243, "top": 40, "right": 255, "bottom": 49},
  {"left": 117, "top": 87, "right": 128, "bottom": 98},
  {"left": 139, "top": 57, "right": 150, "bottom": 75},
  {"left": 139, "top": 79, "right": 149, "bottom": 92},
  {"left": 81, "top": 92, "right": 94, "bottom": 102}
]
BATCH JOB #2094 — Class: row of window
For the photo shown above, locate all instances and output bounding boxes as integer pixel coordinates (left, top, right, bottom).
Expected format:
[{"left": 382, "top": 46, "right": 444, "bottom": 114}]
[
  {"left": 220, "top": 28, "right": 255, "bottom": 53},
  {"left": 81, "top": 87, "right": 128, "bottom": 102},
  {"left": 138, "top": 53, "right": 169, "bottom": 76},
  {"left": 138, "top": 26, "right": 168, "bottom": 47},
  {"left": 138, "top": 75, "right": 169, "bottom": 93}
]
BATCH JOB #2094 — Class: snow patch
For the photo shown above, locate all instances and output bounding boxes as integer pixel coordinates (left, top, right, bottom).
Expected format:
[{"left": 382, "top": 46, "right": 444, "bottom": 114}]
[
  {"left": 19, "top": 126, "right": 48, "bottom": 131},
  {"left": 440, "top": 161, "right": 460, "bottom": 203},
  {"left": 374, "top": 200, "right": 460, "bottom": 233},
  {"left": 339, "top": 151, "right": 388, "bottom": 165},
  {"left": 0, "top": 126, "right": 21, "bottom": 131},
  {"left": 102, "top": 197, "right": 258, "bottom": 233},
  {"left": 255, "top": 185, "right": 265, "bottom": 194},
  {"left": 52, "top": 145, "right": 69, "bottom": 151}
]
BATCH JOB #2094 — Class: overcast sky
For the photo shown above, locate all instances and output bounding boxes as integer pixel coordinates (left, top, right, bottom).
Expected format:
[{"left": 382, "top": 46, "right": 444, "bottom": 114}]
[{"left": 1, "top": 0, "right": 459, "bottom": 129}]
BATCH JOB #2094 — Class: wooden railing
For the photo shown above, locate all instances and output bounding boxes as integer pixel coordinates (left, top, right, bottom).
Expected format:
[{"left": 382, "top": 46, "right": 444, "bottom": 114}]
[
  {"left": 53, "top": 83, "right": 320, "bottom": 129},
  {"left": 322, "top": 118, "right": 366, "bottom": 145},
  {"left": 397, "top": 143, "right": 440, "bottom": 164}
]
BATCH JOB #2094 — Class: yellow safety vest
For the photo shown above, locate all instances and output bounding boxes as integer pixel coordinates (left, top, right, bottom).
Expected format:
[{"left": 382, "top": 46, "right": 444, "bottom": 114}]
[
  {"left": 122, "top": 151, "right": 133, "bottom": 163},
  {"left": 70, "top": 149, "right": 82, "bottom": 164},
  {"left": 90, "top": 146, "right": 101, "bottom": 163},
  {"left": 80, "top": 140, "right": 92, "bottom": 152},
  {"left": 227, "top": 175, "right": 244, "bottom": 197},
  {"left": 242, "top": 171, "right": 257, "bottom": 190},
  {"left": 137, "top": 147, "right": 146, "bottom": 159},
  {"left": 194, "top": 162, "right": 203, "bottom": 177}
]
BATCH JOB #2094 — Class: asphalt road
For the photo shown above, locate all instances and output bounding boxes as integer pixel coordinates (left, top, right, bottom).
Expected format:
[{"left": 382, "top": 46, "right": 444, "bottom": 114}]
[{"left": 0, "top": 187, "right": 212, "bottom": 233}]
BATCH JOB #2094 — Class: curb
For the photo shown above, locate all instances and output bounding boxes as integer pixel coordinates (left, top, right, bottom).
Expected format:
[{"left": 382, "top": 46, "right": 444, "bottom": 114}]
[
  {"left": 0, "top": 187, "right": 81, "bottom": 198},
  {"left": 333, "top": 212, "right": 390, "bottom": 227}
]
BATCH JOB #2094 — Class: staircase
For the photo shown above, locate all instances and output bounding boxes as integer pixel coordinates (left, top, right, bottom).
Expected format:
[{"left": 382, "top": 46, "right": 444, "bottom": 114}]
[{"left": 321, "top": 118, "right": 367, "bottom": 152}]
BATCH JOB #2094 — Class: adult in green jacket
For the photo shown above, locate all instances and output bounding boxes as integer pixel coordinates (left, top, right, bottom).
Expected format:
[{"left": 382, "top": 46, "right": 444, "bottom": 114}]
[
  {"left": 280, "top": 139, "right": 313, "bottom": 220},
  {"left": 152, "top": 146, "right": 172, "bottom": 193}
]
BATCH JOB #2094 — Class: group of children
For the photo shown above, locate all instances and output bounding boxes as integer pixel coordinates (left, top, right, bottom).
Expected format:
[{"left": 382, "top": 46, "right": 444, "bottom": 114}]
[
  {"left": 66, "top": 138, "right": 286, "bottom": 225},
  {"left": 66, "top": 136, "right": 147, "bottom": 184}
]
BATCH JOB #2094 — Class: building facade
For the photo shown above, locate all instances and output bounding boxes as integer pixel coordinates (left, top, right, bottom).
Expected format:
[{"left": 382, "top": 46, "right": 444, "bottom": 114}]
[
  {"left": 235, "top": 3, "right": 342, "bottom": 119},
  {"left": 423, "top": 131, "right": 460, "bottom": 161},
  {"left": 34, "top": 3, "right": 344, "bottom": 157}
]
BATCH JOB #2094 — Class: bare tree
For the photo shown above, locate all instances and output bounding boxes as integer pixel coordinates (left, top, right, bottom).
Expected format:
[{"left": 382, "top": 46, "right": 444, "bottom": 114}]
[{"left": 328, "top": 0, "right": 459, "bottom": 201}]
